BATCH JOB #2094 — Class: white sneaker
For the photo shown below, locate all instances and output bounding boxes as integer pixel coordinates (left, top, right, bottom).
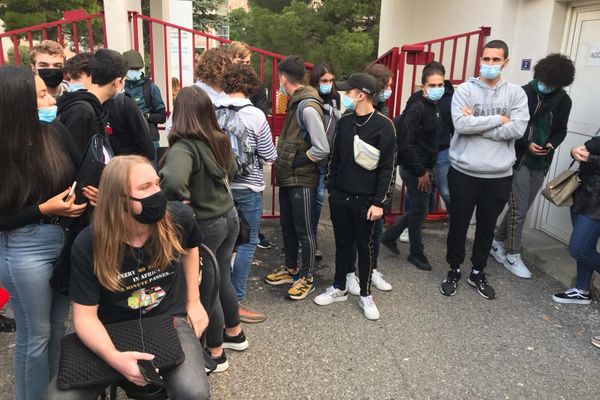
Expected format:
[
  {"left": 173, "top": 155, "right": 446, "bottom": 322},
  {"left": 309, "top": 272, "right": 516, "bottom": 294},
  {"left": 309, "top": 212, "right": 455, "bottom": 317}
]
[
  {"left": 359, "top": 295, "right": 380, "bottom": 320},
  {"left": 490, "top": 240, "right": 506, "bottom": 264},
  {"left": 399, "top": 228, "right": 410, "bottom": 243},
  {"left": 371, "top": 269, "right": 392, "bottom": 291},
  {"left": 346, "top": 273, "right": 360, "bottom": 296},
  {"left": 503, "top": 253, "right": 532, "bottom": 279},
  {"left": 314, "top": 285, "right": 348, "bottom": 306}
]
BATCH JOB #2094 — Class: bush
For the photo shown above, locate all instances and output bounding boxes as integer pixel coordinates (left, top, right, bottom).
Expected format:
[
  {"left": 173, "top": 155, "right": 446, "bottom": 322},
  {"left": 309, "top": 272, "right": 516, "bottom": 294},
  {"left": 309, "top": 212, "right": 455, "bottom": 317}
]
[{"left": 7, "top": 45, "right": 32, "bottom": 66}]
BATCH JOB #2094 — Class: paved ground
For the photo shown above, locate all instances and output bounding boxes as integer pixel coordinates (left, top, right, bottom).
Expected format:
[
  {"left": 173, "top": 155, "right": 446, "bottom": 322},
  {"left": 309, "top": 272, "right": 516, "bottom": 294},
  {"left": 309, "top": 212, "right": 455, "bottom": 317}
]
[{"left": 1, "top": 218, "right": 599, "bottom": 399}]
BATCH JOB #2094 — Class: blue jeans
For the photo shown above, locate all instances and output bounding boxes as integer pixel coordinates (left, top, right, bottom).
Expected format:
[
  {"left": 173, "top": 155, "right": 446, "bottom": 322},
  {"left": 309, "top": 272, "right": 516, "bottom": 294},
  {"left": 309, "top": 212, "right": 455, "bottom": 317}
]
[
  {"left": 312, "top": 166, "right": 326, "bottom": 237},
  {"left": 0, "top": 223, "right": 69, "bottom": 400},
  {"left": 232, "top": 189, "right": 262, "bottom": 301},
  {"left": 570, "top": 210, "right": 600, "bottom": 290},
  {"left": 435, "top": 148, "right": 451, "bottom": 212}
]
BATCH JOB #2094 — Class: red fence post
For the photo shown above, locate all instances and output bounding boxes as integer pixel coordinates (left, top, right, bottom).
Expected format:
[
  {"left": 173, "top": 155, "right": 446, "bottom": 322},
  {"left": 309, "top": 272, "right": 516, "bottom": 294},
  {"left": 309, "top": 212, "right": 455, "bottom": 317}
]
[{"left": 132, "top": 11, "right": 139, "bottom": 51}]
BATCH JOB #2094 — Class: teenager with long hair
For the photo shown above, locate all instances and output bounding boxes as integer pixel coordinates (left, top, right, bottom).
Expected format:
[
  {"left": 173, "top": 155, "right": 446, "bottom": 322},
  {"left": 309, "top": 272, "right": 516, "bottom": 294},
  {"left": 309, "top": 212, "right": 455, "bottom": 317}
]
[
  {"left": 47, "top": 155, "right": 210, "bottom": 399},
  {"left": 0, "top": 66, "right": 85, "bottom": 400},
  {"left": 160, "top": 86, "right": 248, "bottom": 372}
]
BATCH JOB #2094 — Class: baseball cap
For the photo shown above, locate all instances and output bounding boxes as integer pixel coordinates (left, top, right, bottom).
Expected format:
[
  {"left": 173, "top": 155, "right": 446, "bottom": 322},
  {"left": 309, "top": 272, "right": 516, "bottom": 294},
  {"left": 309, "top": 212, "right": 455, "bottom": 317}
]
[{"left": 336, "top": 73, "right": 378, "bottom": 95}]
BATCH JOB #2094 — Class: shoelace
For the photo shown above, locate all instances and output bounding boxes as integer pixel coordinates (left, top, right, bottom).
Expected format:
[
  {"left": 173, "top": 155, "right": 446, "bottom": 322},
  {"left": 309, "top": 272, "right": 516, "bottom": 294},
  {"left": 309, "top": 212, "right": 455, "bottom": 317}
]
[{"left": 478, "top": 273, "right": 489, "bottom": 287}]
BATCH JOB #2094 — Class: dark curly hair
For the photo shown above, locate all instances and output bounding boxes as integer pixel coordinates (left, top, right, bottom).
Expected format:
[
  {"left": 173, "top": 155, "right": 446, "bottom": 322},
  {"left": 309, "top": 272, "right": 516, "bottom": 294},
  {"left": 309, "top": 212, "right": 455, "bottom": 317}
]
[
  {"left": 196, "top": 48, "right": 232, "bottom": 86},
  {"left": 221, "top": 64, "right": 260, "bottom": 97},
  {"left": 533, "top": 53, "right": 575, "bottom": 88},
  {"left": 64, "top": 52, "right": 93, "bottom": 80}
]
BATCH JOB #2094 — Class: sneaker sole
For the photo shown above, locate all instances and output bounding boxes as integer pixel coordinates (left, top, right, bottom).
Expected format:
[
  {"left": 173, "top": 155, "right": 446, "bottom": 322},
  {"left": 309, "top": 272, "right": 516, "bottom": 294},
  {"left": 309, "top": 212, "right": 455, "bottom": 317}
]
[
  {"left": 212, "top": 360, "right": 230, "bottom": 373},
  {"left": 502, "top": 262, "right": 532, "bottom": 279},
  {"left": 467, "top": 278, "right": 494, "bottom": 299},
  {"left": 287, "top": 286, "right": 316, "bottom": 301},
  {"left": 223, "top": 340, "right": 249, "bottom": 351},
  {"left": 257, "top": 244, "right": 272, "bottom": 249},
  {"left": 552, "top": 295, "right": 591, "bottom": 305},
  {"left": 239, "top": 315, "right": 267, "bottom": 324},
  {"left": 440, "top": 280, "right": 461, "bottom": 296},
  {"left": 265, "top": 277, "right": 295, "bottom": 286},
  {"left": 314, "top": 294, "right": 348, "bottom": 306},
  {"left": 591, "top": 337, "right": 600, "bottom": 349}
]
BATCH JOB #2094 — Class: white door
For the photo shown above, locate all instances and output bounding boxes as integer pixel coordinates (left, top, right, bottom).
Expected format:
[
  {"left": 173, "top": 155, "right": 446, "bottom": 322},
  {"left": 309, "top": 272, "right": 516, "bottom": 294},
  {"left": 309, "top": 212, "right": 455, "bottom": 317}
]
[{"left": 537, "top": 5, "right": 600, "bottom": 242}]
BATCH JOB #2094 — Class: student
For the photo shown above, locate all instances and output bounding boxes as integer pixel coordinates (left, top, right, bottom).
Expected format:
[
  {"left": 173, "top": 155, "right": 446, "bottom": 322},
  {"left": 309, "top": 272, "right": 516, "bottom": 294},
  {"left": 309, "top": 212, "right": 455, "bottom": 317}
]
[
  {"left": 440, "top": 40, "right": 529, "bottom": 299},
  {"left": 0, "top": 66, "right": 85, "bottom": 400},
  {"left": 264, "top": 55, "right": 329, "bottom": 300},
  {"left": 160, "top": 86, "right": 248, "bottom": 372},
  {"left": 30, "top": 40, "right": 69, "bottom": 98},
  {"left": 123, "top": 50, "right": 167, "bottom": 164},
  {"left": 364, "top": 63, "right": 393, "bottom": 117},
  {"left": 217, "top": 64, "right": 277, "bottom": 323},
  {"left": 63, "top": 52, "right": 93, "bottom": 92},
  {"left": 226, "top": 41, "right": 269, "bottom": 115},
  {"left": 491, "top": 54, "right": 575, "bottom": 278},
  {"left": 57, "top": 49, "right": 128, "bottom": 154},
  {"left": 381, "top": 63, "right": 445, "bottom": 271},
  {"left": 46, "top": 156, "right": 210, "bottom": 399},
  {"left": 314, "top": 73, "right": 396, "bottom": 320}
]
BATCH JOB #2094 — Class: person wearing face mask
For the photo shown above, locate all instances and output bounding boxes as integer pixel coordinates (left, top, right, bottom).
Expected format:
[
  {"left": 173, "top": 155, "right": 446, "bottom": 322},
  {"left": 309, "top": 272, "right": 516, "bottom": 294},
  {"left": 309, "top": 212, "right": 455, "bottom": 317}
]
[
  {"left": 30, "top": 40, "right": 69, "bottom": 98},
  {"left": 0, "top": 66, "right": 86, "bottom": 400},
  {"left": 63, "top": 52, "right": 93, "bottom": 92},
  {"left": 46, "top": 156, "right": 210, "bottom": 400},
  {"left": 314, "top": 73, "right": 396, "bottom": 320},
  {"left": 123, "top": 50, "right": 167, "bottom": 165},
  {"left": 364, "top": 63, "right": 393, "bottom": 117},
  {"left": 440, "top": 40, "right": 529, "bottom": 300},
  {"left": 491, "top": 54, "right": 575, "bottom": 279},
  {"left": 264, "top": 56, "right": 329, "bottom": 301},
  {"left": 57, "top": 49, "right": 128, "bottom": 155},
  {"left": 381, "top": 64, "right": 445, "bottom": 272}
]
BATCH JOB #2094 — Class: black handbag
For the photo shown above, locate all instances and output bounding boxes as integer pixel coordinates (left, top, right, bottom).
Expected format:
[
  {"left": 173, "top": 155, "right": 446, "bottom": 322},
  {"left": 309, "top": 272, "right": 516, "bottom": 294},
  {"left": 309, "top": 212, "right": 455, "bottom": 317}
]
[{"left": 57, "top": 314, "right": 184, "bottom": 390}]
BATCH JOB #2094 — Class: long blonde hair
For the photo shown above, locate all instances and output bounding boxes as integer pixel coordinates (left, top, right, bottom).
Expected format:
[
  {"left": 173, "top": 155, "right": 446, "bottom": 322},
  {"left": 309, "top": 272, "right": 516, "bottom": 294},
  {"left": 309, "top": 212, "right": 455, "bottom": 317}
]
[{"left": 92, "top": 155, "right": 185, "bottom": 292}]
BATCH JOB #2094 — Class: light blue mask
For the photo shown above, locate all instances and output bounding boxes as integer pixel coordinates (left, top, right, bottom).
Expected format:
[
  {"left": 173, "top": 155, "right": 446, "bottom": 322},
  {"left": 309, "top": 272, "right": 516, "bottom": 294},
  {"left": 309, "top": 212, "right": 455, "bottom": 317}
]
[
  {"left": 376, "top": 89, "right": 392, "bottom": 103},
  {"left": 537, "top": 81, "right": 555, "bottom": 94},
  {"left": 426, "top": 87, "right": 445, "bottom": 101},
  {"left": 126, "top": 69, "right": 143, "bottom": 81},
  {"left": 69, "top": 82, "right": 85, "bottom": 92},
  {"left": 279, "top": 84, "right": 287, "bottom": 95},
  {"left": 319, "top": 83, "right": 332, "bottom": 95},
  {"left": 341, "top": 94, "right": 356, "bottom": 111},
  {"left": 38, "top": 106, "right": 57, "bottom": 124},
  {"left": 479, "top": 64, "right": 502, "bottom": 80}
]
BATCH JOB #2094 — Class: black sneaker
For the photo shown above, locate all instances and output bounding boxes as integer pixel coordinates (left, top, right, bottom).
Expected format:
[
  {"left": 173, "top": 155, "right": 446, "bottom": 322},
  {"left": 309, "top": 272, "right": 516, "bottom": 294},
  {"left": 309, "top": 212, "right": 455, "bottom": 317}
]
[
  {"left": 210, "top": 351, "right": 229, "bottom": 373},
  {"left": 381, "top": 237, "right": 400, "bottom": 255},
  {"left": 552, "top": 288, "right": 592, "bottom": 305},
  {"left": 223, "top": 329, "right": 249, "bottom": 351},
  {"left": 257, "top": 233, "right": 273, "bottom": 249},
  {"left": 440, "top": 269, "right": 461, "bottom": 296},
  {"left": 407, "top": 253, "right": 432, "bottom": 271},
  {"left": 468, "top": 271, "right": 495, "bottom": 299},
  {"left": 0, "top": 314, "right": 16, "bottom": 333}
]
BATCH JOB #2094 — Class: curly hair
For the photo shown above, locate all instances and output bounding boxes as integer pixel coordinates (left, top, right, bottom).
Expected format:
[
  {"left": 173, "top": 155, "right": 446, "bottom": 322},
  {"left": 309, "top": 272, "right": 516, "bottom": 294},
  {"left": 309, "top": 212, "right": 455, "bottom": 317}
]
[
  {"left": 226, "top": 41, "right": 251, "bottom": 60},
  {"left": 221, "top": 64, "right": 260, "bottom": 97},
  {"left": 533, "top": 53, "right": 575, "bottom": 88},
  {"left": 196, "top": 48, "right": 232, "bottom": 86},
  {"left": 30, "top": 40, "right": 64, "bottom": 65},
  {"left": 364, "top": 63, "right": 393, "bottom": 92},
  {"left": 64, "top": 52, "right": 93, "bottom": 80}
]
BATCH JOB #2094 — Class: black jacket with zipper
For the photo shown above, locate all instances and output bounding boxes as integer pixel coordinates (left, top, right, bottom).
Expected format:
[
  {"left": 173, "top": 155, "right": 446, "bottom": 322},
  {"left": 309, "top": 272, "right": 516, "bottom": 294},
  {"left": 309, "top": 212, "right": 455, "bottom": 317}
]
[{"left": 573, "top": 135, "right": 600, "bottom": 220}]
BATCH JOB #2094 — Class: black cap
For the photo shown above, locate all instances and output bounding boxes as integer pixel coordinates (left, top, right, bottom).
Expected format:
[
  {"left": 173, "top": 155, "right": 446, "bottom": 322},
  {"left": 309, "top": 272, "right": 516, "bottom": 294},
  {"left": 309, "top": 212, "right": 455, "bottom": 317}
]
[{"left": 336, "top": 73, "right": 378, "bottom": 95}]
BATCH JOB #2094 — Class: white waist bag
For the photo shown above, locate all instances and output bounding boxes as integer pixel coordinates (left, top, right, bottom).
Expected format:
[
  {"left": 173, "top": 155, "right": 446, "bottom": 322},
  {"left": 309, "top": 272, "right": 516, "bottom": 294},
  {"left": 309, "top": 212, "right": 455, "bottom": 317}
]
[{"left": 353, "top": 135, "right": 380, "bottom": 170}]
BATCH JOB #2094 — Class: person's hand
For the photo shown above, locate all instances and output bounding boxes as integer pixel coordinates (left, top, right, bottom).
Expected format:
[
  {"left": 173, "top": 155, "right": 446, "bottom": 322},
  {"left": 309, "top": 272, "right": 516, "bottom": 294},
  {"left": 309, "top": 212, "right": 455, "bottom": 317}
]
[
  {"left": 186, "top": 300, "right": 209, "bottom": 338},
  {"left": 107, "top": 351, "right": 155, "bottom": 387},
  {"left": 366, "top": 205, "right": 383, "bottom": 221},
  {"left": 82, "top": 186, "right": 99, "bottom": 207},
  {"left": 501, "top": 115, "right": 510, "bottom": 124},
  {"left": 39, "top": 188, "right": 87, "bottom": 218},
  {"left": 417, "top": 173, "right": 430, "bottom": 192},
  {"left": 462, "top": 106, "right": 473, "bottom": 116},
  {"left": 571, "top": 146, "right": 589, "bottom": 162},
  {"left": 528, "top": 143, "right": 549, "bottom": 156}
]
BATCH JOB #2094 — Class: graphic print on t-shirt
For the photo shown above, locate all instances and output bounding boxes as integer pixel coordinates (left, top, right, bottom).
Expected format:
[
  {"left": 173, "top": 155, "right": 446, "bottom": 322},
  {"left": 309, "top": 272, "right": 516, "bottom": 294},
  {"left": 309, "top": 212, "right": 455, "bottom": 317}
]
[{"left": 119, "top": 264, "right": 173, "bottom": 314}]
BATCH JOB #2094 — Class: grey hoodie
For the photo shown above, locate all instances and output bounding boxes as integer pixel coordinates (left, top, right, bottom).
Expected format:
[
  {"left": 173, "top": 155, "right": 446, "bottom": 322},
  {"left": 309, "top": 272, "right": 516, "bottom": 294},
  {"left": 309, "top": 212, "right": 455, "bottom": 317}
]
[{"left": 449, "top": 77, "right": 529, "bottom": 178}]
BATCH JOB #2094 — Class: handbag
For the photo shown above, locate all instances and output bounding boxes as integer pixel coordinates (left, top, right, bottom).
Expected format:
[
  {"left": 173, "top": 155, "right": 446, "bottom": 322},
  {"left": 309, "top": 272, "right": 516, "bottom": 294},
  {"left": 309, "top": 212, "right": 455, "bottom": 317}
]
[
  {"left": 57, "top": 314, "right": 184, "bottom": 389},
  {"left": 541, "top": 160, "right": 581, "bottom": 207}
]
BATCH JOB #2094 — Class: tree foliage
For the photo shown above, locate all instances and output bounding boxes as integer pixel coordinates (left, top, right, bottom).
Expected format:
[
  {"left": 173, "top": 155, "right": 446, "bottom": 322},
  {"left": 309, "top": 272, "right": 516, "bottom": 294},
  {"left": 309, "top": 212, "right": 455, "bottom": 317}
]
[
  {"left": 230, "top": 0, "right": 380, "bottom": 78},
  {"left": 0, "top": 0, "right": 101, "bottom": 32},
  {"left": 192, "top": 0, "right": 227, "bottom": 32}
]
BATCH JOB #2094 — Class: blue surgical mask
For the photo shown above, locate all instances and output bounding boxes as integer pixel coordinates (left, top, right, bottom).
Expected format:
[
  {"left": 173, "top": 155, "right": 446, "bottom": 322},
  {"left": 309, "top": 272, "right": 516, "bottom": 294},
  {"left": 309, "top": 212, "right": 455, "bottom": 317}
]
[
  {"left": 426, "top": 87, "right": 445, "bottom": 102},
  {"left": 126, "top": 69, "right": 143, "bottom": 81},
  {"left": 479, "top": 63, "right": 502, "bottom": 80},
  {"left": 38, "top": 106, "right": 57, "bottom": 124},
  {"left": 537, "top": 81, "right": 555, "bottom": 94},
  {"left": 341, "top": 94, "right": 356, "bottom": 111},
  {"left": 376, "top": 89, "right": 392, "bottom": 103},
  {"left": 279, "top": 84, "right": 287, "bottom": 95},
  {"left": 69, "top": 82, "right": 85, "bottom": 92},
  {"left": 319, "top": 83, "right": 332, "bottom": 95}
]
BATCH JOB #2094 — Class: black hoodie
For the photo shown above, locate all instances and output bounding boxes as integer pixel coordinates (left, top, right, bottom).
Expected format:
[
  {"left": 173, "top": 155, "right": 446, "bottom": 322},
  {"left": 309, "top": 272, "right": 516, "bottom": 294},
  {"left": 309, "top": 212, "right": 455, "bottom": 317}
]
[{"left": 57, "top": 91, "right": 109, "bottom": 154}]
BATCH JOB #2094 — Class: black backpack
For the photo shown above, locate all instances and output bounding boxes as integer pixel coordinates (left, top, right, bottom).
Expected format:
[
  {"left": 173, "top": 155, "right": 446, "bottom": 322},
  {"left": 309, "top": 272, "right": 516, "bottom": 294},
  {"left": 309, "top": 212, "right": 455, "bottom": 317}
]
[{"left": 296, "top": 98, "right": 341, "bottom": 166}]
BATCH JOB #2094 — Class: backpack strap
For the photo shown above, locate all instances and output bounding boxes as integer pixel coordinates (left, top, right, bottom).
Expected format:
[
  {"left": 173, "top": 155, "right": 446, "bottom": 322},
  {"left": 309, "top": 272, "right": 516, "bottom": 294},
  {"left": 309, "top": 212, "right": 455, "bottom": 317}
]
[
  {"left": 215, "top": 104, "right": 253, "bottom": 112},
  {"left": 142, "top": 79, "right": 155, "bottom": 112}
]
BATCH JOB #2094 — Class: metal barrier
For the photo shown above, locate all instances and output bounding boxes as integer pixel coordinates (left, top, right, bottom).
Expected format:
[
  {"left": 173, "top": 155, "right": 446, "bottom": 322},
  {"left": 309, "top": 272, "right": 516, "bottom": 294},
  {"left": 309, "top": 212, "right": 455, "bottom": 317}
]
[{"left": 0, "top": 9, "right": 107, "bottom": 65}]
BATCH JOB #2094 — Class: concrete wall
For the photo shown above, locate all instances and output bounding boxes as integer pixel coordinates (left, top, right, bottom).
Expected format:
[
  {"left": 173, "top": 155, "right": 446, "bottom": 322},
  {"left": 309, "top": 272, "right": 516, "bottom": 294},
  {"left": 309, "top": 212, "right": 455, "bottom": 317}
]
[{"left": 103, "top": 0, "right": 142, "bottom": 53}]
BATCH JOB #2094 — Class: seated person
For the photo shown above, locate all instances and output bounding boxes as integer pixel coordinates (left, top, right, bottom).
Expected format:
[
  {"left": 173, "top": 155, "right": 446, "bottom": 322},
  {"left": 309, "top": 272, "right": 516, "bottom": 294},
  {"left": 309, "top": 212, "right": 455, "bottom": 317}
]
[{"left": 47, "top": 155, "right": 210, "bottom": 400}]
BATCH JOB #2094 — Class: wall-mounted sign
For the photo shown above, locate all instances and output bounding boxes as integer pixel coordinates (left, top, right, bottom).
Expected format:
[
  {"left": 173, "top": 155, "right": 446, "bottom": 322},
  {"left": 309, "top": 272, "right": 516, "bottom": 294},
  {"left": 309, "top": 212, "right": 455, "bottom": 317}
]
[
  {"left": 588, "top": 43, "right": 600, "bottom": 67},
  {"left": 521, "top": 59, "right": 531, "bottom": 71}
]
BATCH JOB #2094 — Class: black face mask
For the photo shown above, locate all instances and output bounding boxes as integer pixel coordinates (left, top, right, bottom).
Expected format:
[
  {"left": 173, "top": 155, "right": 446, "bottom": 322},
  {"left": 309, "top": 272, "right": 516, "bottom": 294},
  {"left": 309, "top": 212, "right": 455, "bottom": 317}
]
[
  {"left": 38, "top": 68, "right": 64, "bottom": 88},
  {"left": 129, "top": 191, "right": 168, "bottom": 225}
]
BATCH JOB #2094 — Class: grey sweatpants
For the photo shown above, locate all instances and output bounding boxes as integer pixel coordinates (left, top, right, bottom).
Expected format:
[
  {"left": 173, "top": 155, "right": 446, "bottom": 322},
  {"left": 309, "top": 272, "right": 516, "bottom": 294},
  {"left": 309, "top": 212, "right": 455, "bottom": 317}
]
[{"left": 495, "top": 165, "right": 545, "bottom": 254}]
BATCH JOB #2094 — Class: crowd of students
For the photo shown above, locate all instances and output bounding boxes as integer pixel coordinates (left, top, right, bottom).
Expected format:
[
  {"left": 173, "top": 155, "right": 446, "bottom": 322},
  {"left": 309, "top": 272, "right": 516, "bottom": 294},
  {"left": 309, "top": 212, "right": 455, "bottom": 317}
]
[{"left": 0, "top": 36, "right": 599, "bottom": 400}]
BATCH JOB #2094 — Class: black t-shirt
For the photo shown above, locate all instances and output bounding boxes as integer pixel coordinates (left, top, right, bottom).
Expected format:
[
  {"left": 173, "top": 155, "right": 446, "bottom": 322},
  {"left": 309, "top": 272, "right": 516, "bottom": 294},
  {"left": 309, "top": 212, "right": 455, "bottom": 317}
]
[{"left": 69, "top": 201, "right": 202, "bottom": 324}]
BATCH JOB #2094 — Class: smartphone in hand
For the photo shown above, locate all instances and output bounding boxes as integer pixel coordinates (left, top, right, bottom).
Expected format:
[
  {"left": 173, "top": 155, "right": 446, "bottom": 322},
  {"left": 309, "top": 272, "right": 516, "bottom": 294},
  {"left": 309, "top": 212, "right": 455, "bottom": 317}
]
[
  {"left": 66, "top": 181, "right": 77, "bottom": 200},
  {"left": 137, "top": 359, "right": 163, "bottom": 386}
]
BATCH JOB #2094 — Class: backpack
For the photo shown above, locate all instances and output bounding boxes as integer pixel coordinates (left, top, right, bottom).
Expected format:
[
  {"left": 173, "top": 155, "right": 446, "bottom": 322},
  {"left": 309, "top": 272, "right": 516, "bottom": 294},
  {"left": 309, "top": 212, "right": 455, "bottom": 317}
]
[
  {"left": 214, "top": 104, "right": 255, "bottom": 178},
  {"left": 296, "top": 98, "right": 341, "bottom": 166}
]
